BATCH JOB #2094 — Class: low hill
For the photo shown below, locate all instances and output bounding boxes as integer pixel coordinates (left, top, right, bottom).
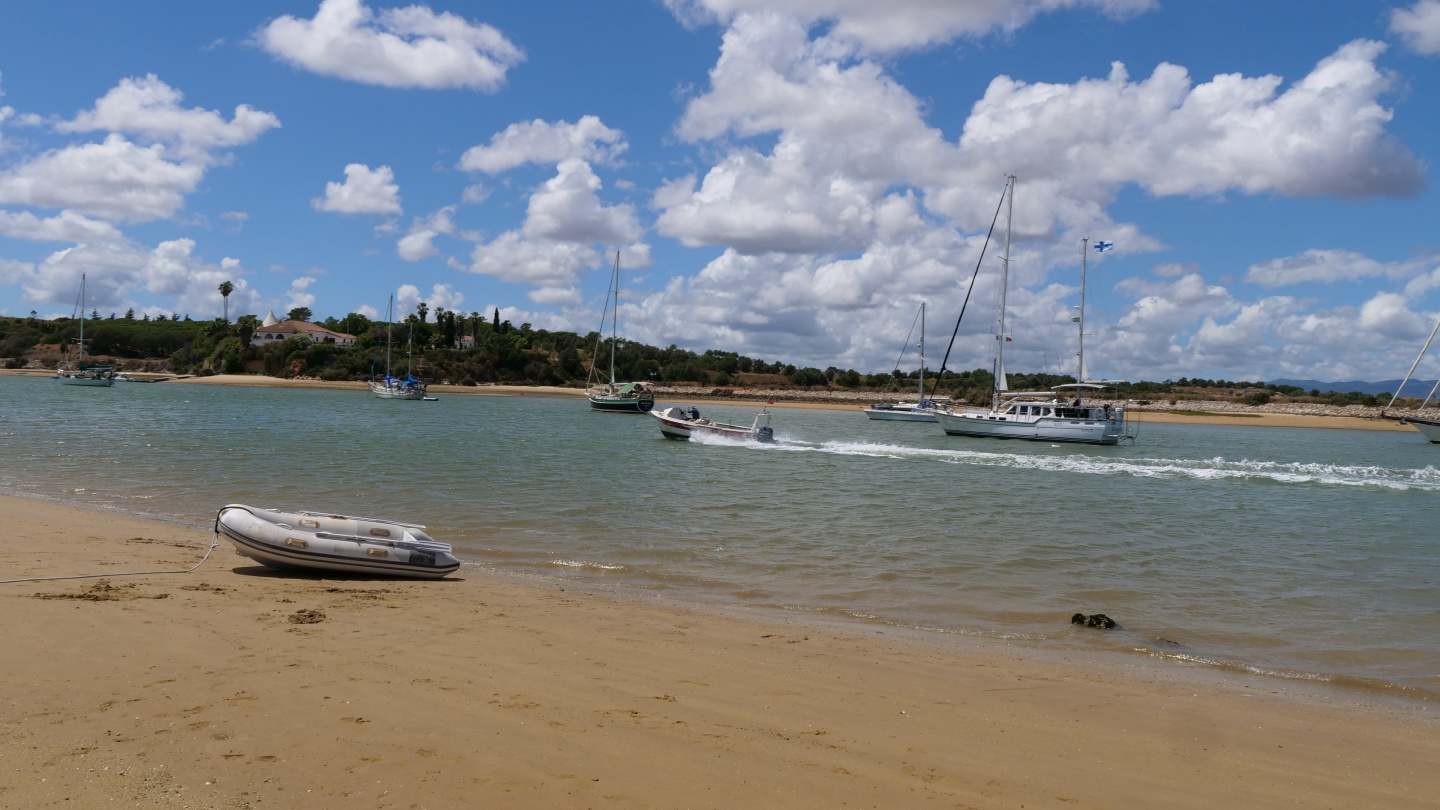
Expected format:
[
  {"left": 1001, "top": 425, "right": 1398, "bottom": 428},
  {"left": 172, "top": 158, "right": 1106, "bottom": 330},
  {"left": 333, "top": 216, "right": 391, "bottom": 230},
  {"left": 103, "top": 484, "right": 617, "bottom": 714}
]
[{"left": 1269, "top": 378, "right": 1437, "bottom": 397}]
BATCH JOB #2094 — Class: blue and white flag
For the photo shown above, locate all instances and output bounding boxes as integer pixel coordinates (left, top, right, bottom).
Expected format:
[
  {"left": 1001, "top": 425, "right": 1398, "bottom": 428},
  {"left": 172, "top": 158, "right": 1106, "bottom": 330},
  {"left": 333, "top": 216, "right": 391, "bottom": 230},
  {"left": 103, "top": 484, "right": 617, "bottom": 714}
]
[{"left": 1093, "top": 241, "right": 1114, "bottom": 253}]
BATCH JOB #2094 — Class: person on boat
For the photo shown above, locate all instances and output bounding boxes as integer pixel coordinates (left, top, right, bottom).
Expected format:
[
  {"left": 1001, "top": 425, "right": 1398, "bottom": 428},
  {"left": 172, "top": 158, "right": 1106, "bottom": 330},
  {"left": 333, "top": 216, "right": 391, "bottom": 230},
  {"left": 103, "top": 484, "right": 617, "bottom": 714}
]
[{"left": 689, "top": 405, "right": 700, "bottom": 420}]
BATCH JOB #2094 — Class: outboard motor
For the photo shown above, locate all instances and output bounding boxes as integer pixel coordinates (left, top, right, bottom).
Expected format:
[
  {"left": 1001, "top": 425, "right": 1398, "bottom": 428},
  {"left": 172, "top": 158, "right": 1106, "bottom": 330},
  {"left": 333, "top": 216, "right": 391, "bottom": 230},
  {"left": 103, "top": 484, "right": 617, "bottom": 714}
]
[{"left": 757, "top": 426, "right": 775, "bottom": 443}]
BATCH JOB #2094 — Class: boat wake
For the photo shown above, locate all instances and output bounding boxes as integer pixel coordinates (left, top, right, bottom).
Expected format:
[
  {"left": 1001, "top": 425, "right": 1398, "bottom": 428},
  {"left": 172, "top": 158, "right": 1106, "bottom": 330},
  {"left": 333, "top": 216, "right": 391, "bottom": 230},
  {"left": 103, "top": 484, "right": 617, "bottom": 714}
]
[{"left": 759, "top": 439, "right": 1440, "bottom": 491}]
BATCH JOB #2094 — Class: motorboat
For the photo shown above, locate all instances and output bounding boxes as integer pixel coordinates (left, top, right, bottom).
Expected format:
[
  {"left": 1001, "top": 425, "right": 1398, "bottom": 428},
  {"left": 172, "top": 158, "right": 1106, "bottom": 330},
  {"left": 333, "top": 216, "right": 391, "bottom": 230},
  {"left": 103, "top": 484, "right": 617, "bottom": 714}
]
[
  {"left": 929, "top": 176, "right": 1134, "bottom": 445},
  {"left": 215, "top": 504, "right": 460, "bottom": 578},
  {"left": 651, "top": 406, "right": 775, "bottom": 442},
  {"left": 933, "top": 384, "right": 1132, "bottom": 444}
]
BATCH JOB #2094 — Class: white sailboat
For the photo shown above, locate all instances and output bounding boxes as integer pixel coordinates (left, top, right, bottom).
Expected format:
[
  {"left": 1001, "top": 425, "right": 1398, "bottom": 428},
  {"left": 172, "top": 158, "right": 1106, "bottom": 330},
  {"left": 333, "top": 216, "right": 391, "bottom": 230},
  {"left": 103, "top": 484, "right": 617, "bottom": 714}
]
[
  {"left": 933, "top": 175, "right": 1134, "bottom": 445},
  {"left": 56, "top": 273, "right": 115, "bottom": 387},
  {"left": 587, "top": 251, "right": 654, "bottom": 413},
  {"left": 863, "top": 302, "right": 949, "bottom": 421},
  {"left": 369, "top": 296, "right": 435, "bottom": 401},
  {"left": 1380, "top": 314, "right": 1440, "bottom": 442}
]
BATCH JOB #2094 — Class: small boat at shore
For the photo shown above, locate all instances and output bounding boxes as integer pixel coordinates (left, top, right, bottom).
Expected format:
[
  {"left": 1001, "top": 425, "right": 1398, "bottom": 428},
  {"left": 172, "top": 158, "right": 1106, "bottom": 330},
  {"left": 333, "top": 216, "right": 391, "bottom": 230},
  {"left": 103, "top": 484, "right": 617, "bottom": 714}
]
[
  {"left": 215, "top": 504, "right": 460, "bottom": 578},
  {"left": 651, "top": 406, "right": 775, "bottom": 442}
]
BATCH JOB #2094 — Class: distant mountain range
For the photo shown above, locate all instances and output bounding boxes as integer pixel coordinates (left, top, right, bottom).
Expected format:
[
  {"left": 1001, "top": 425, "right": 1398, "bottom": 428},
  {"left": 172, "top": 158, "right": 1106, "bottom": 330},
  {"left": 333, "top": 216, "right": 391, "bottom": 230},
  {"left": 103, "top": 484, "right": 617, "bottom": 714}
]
[{"left": 1270, "top": 378, "right": 1439, "bottom": 396}]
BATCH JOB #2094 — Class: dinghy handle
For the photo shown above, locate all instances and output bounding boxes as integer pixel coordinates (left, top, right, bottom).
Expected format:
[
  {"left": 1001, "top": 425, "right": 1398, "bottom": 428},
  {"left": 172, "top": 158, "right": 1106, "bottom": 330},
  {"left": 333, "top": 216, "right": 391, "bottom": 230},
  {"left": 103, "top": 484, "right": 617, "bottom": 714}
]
[
  {"left": 313, "top": 531, "right": 452, "bottom": 553},
  {"left": 295, "top": 510, "right": 427, "bottom": 529}
]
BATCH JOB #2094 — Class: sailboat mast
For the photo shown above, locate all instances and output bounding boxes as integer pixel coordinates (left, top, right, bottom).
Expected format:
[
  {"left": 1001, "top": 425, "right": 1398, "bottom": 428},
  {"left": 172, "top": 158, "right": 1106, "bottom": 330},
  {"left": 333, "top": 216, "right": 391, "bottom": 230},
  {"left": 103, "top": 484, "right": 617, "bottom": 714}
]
[
  {"left": 610, "top": 251, "right": 619, "bottom": 386},
  {"left": 1078, "top": 237, "right": 1088, "bottom": 385},
  {"left": 78, "top": 273, "right": 86, "bottom": 365},
  {"left": 386, "top": 295, "right": 394, "bottom": 378},
  {"left": 993, "top": 175, "right": 1014, "bottom": 410},
  {"left": 918, "top": 302, "right": 925, "bottom": 400},
  {"left": 1384, "top": 314, "right": 1440, "bottom": 414}
]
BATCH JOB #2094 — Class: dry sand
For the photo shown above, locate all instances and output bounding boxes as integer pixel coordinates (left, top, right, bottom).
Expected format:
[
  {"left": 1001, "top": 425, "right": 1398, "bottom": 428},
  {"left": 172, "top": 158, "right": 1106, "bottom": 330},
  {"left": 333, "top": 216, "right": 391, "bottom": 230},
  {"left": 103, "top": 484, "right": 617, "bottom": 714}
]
[{"left": 1, "top": 494, "right": 1437, "bottom": 809}]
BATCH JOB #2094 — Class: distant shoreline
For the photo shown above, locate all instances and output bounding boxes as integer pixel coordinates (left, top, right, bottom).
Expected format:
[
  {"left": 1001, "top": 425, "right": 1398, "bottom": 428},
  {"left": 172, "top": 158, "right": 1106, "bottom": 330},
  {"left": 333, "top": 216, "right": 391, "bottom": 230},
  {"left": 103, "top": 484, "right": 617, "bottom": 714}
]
[{"left": 2, "top": 368, "right": 1422, "bottom": 432}]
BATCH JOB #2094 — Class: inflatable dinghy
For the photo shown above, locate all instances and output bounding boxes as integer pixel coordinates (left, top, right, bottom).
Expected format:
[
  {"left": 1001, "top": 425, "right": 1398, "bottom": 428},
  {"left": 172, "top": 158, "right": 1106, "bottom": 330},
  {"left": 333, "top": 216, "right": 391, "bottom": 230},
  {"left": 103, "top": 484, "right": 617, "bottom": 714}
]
[{"left": 215, "top": 504, "right": 460, "bottom": 579}]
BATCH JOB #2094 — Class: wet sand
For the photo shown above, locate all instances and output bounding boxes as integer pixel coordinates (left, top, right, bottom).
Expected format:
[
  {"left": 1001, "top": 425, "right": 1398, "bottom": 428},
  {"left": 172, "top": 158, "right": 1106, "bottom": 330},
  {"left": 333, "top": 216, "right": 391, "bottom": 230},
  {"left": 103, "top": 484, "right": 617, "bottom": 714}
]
[{"left": 1, "top": 494, "right": 1437, "bottom": 808}]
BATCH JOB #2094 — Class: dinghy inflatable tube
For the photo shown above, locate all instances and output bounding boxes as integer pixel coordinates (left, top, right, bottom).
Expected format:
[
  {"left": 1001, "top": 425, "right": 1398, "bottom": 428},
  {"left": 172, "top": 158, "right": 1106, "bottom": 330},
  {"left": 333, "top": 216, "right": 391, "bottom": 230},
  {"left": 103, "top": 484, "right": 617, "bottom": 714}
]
[{"left": 216, "top": 504, "right": 460, "bottom": 579}]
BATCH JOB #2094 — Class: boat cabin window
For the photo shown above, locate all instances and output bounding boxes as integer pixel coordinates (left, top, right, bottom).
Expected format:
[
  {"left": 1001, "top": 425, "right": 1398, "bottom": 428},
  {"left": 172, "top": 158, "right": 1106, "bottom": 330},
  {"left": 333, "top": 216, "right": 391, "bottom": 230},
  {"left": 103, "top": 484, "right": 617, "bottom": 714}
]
[{"left": 369, "top": 528, "right": 392, "bottom": 538}]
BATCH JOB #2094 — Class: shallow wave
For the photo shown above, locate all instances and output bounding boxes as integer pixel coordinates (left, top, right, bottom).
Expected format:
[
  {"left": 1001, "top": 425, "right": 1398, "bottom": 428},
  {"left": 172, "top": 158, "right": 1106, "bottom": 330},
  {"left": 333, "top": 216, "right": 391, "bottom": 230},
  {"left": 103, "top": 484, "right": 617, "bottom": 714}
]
[
  {"left": 759, "top": 439, "right": 1440, "bottom": 491},
  {"left": 549, "top": 559, "right": 626, "bottom": 571}
]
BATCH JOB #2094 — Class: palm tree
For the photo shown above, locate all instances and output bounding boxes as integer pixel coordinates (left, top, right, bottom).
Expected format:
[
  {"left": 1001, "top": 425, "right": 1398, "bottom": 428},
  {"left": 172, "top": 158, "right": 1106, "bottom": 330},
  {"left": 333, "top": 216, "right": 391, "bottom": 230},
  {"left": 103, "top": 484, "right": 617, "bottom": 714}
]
[
  {"left": 416, "top": 302, "right": 429, "bottom": 323},
  {"left": 218, "top": 280, "right": 235, "bottom": 323}
]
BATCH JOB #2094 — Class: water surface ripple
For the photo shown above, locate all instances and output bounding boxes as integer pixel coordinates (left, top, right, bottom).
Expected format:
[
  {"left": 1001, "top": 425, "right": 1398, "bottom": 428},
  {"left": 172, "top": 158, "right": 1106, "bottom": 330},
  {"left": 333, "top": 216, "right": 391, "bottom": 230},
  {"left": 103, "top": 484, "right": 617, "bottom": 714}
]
[{"left": 3, "top": 376, "right": 1436, "bottom": 700}]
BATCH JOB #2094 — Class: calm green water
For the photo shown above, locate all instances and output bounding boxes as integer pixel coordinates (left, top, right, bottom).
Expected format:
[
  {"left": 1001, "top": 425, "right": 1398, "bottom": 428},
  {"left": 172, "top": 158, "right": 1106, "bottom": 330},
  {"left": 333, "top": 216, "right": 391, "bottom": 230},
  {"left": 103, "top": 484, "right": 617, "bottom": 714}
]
[{"left": 3, "top": 375, "right": 1437, "bottom": 699}]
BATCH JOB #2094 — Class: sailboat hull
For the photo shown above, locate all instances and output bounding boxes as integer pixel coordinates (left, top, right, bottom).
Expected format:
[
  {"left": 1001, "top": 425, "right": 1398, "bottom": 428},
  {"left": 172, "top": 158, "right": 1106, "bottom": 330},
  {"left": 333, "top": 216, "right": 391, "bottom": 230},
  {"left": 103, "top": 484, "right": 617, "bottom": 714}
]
[
  {"left": 58, "top": 375, "right": 115, "bottom": 387},
  {"left": 370, "top": 381, "right": 428, "bottom": 400},
  {"left": 1384, "top": 414, "right": 1440, "bottom": 442},
  {"left": 934, "top": 410, "right": 1127, "bottom": 444},
  {"left": 863, "top": 404, "right": 938, "bottom": 422},
  {"left": 588, "top": 393, "right": 654, "bottom": 413}
]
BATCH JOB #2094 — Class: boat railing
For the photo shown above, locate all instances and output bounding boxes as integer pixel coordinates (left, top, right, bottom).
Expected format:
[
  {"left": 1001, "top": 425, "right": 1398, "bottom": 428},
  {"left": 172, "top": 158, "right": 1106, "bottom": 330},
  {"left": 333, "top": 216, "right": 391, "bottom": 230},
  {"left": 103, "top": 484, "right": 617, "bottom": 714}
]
[
  {"left": 313, "top": 531, "right": 452, "bottom": 553},
  {"left": 293, "top": 510, "right": 428, "bottom": 529}
]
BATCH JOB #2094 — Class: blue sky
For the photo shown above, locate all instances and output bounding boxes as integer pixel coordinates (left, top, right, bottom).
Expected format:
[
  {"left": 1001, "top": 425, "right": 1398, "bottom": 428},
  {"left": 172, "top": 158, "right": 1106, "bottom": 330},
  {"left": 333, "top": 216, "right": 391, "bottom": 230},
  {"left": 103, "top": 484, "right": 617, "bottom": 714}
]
[{"left": 3, "top": 0, "right": 1440, "bottom": 383}]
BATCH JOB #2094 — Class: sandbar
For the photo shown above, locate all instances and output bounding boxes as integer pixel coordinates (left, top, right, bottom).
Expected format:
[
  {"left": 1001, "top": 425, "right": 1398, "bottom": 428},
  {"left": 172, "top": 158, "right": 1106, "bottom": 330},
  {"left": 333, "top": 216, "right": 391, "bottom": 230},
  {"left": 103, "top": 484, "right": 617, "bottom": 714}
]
[{"left": 1, "top": 494, "right": 1436, "bottom": 808}]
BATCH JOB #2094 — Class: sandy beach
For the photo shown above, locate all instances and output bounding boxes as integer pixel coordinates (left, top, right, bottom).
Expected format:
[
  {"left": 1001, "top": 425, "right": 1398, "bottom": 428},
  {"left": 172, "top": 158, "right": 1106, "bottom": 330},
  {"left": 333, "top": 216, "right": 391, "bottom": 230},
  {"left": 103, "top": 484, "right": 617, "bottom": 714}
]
[{"left": 1, "top": 494, "right": 1436, "bottom": 809}]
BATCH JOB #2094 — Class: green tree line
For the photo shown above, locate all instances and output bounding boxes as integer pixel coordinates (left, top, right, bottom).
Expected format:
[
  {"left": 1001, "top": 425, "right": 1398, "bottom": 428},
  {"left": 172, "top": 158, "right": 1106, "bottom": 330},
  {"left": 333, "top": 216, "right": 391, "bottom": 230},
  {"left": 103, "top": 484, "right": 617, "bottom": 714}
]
[{"left": 0, "top": 311, "right": 1411, "bottom": 407}]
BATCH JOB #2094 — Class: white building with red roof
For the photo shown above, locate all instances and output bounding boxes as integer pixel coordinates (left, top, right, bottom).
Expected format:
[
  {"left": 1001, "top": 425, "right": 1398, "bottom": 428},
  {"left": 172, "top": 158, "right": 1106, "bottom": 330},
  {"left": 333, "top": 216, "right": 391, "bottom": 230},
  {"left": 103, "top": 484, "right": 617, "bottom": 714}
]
[{"left": 251, "top": 315, "right": 356, "bottom": 347}]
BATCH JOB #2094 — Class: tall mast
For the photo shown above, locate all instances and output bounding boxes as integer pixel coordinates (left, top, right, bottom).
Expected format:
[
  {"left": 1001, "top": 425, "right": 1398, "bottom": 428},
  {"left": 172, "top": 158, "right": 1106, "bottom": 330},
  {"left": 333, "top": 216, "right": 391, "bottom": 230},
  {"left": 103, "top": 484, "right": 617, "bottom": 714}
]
[
  {"left": 610, "top": 250, "right": 619, "bottom": 386},
  {"left": 1384, "top": 314, "right": 1440, "bottom": 414},
  {"left": 386, "top": 295, "right": 393, "bottom": 379},
  {"left": 1078, "top": 237, "right": 1088, "bottom": 385},
  {"left": 407, "top": 319, "right": 413, "bottom": 377},
  {"left": 78, "top": 273, "right": 86, "bottom": 365},
  {"left": 918, "top": 302, "right": 925, "bottom": 401},
  {"left": 993, "top": 175, "right": 1014, "bottom": 410}
]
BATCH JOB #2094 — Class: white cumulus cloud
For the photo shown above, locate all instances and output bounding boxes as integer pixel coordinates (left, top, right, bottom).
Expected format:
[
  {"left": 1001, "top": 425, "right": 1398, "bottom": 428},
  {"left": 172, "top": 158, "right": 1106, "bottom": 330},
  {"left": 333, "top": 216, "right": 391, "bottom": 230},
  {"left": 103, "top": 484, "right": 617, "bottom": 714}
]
[
  {"left": 663, "top": 0, "right": 1155, "bottom": 53},
  {"left": 312, "top": 163, "right": 402, "bottom": 215},
  {"left": 523, "top": 159, "right": 641, "bottom": 244},
  {"left": 257, "top": 0, "right": 524, "bottom": 90},
  {"left": 58, "top": 74, "right": 279, "bottom": 159},
  {"left": 1245, "top": 249, "right": 1433, "bottom": 288},
  {"left": 1391, "top": 0, "right": 1440, "bottom": 55},
  {"left": 458, "top": 116, "right": 627, "bottom": 173},
  {"left": 0, "top": 135, "right": 205, "bottom": 223},
  {"left": 286, "top": 276, "right": 318, "bottom": 312},
  {"left": 396, "top": 206, "right": 456, "bottom": 261},
  {"left": 0, "top": 209, "right": 124, "bottom": 242},
  {"left": 395, "top": 282, "right": 463, "bottom": 316},
  {"left": 0, "top": 76, "right": 277, "bottom": 224}
]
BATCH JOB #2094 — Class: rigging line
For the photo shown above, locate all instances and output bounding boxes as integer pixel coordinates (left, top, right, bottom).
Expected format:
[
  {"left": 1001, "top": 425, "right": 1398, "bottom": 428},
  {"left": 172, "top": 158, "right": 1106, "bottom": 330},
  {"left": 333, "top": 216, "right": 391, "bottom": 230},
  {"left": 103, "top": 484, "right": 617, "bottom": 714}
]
[
  {"left": 0, "top": 531, "right": 221, "bottom": 586},
  {"left": 934, "top": 182, "right": 1009, "bottom": 389},
  {"left": 885, "top": 305, "right": 924, "bottom": 395}
]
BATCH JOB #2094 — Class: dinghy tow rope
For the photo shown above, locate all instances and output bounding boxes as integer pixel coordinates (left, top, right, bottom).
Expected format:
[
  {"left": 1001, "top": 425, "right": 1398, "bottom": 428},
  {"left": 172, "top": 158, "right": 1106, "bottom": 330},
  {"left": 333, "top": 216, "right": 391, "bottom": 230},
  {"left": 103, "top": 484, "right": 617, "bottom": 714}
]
[{"left": 0, "top": 530, "right": 221, "bottom": 586}]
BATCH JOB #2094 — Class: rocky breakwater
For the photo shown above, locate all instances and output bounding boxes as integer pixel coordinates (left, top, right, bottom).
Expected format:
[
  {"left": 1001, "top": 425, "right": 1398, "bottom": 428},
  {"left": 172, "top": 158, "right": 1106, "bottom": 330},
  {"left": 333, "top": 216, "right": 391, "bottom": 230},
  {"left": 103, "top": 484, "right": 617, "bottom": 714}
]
[
  {"left": 1124, "top": 399, "right": 1440, "bottom": 420},
  {"left": 652, "top": 385, "right": 879, "bottom": 406}
]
